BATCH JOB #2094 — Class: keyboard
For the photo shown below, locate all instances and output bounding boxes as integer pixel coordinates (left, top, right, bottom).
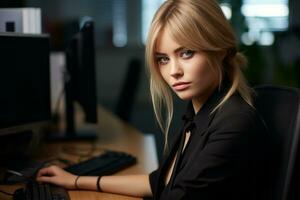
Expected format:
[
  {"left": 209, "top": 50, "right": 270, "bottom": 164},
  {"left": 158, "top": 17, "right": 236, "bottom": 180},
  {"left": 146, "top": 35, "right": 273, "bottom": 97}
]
[
  {"left": 13, "top": 181, "right": 70, "bottom": 200},
  {"left": 64, "top": 150, "right": 137, "bottom": 176}
]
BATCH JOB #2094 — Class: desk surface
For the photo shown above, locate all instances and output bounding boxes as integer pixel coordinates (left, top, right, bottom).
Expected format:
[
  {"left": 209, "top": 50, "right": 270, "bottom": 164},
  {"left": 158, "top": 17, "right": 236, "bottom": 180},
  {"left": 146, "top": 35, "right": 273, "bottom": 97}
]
[{"left": 0, "top": 107, "right": 158, "bottom": 200}]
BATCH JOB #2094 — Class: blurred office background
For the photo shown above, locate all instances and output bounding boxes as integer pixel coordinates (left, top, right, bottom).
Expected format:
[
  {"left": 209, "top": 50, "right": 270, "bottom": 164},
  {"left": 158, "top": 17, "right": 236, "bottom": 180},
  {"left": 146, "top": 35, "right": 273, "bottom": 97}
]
[{"left": 1, "top": 0, "right": 299, "bottom": 149}]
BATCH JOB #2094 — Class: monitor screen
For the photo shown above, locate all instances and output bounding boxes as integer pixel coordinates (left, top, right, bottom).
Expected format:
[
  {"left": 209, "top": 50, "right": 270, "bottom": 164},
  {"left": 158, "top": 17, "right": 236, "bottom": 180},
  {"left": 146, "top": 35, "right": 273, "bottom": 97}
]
[{"left": 0, "top": 33, "right": 51, "bottom": 136}]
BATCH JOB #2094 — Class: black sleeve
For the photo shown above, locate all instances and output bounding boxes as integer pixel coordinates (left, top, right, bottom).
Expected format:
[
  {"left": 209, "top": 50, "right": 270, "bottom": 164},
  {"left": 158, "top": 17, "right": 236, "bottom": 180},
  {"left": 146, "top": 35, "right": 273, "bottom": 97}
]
[
  {"left": 149, "top": 168, "right": 159, "bottom": 196},
  {"left": 165, "top": 112, "right": 263, "bottom": 200}
]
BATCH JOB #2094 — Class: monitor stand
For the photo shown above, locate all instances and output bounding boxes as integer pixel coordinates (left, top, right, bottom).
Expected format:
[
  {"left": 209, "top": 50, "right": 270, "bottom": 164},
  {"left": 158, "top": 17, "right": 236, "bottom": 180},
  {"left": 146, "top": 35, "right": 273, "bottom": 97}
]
[
  {"left": 64, "top": 127, "right": 98, "bottom": 141},
  {"left": 46, "top": 129, "right": 98, "bottom": 141},
  {"left": 45, "top": 113, "right": 98, "bottom": 141},
  {"left": 50, "top": 79, "right": 99, "bottom": 141}
]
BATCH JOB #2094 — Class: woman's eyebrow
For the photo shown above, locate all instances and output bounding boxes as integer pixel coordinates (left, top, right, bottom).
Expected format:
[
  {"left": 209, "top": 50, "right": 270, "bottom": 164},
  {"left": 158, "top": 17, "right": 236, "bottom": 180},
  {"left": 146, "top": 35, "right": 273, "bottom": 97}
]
[
  {"left": 174, "top": 47, "right": 184, "bottom": 53},
  {"left": 155, "top": 47, "right": 185, "bottom": 56},
  {"left": 155, "top": 52, "right": 166, "bottom": 56}
]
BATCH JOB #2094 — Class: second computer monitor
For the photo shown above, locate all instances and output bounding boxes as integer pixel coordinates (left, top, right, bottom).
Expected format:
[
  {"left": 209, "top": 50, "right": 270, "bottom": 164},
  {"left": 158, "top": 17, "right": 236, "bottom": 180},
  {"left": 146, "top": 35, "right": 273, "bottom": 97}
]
[{"left": 64, "top": 19, "right": 98, "bottom": 139}]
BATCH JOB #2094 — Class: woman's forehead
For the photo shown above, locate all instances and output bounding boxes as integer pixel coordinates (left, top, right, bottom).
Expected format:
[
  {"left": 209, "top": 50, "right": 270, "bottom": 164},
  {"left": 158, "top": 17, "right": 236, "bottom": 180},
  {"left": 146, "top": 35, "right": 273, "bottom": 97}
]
[{"left": 155, "top": 29, "right": 182, "bottom": 54}]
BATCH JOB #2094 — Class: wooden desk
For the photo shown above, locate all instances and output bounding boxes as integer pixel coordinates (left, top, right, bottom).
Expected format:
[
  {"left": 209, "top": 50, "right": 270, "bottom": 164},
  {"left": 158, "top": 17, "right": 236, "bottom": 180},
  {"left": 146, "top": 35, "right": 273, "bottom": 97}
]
[{"left": 0, "top": 107, "right": 158, "bottom": 200}]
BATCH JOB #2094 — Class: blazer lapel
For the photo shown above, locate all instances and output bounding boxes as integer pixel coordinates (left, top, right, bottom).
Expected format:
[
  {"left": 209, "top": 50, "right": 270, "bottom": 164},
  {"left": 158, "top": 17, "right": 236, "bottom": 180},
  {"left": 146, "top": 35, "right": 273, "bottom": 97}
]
[{"left": 154, "top": 127, "right": 183, "bottom": 196}]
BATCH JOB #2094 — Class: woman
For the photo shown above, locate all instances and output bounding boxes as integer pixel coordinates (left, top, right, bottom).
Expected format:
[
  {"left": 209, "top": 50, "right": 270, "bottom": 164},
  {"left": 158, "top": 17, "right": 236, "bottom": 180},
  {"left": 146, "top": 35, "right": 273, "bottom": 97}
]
[{"left": 37, "top": 0, "right": 267, "bottom": 199}]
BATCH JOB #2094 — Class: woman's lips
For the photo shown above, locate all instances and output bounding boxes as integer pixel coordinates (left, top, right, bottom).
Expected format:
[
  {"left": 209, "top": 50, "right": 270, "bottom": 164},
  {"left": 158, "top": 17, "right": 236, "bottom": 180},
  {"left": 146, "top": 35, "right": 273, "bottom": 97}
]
[{"left": 172, "top": 82, "right": 191, "bottom": 91}]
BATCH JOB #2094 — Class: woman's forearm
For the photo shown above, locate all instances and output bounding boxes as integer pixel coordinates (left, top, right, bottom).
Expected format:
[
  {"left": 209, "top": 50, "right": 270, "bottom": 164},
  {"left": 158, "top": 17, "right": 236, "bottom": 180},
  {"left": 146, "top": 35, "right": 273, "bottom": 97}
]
[{"left": 76, "top": 174, "right": 152, "bottom": 197}]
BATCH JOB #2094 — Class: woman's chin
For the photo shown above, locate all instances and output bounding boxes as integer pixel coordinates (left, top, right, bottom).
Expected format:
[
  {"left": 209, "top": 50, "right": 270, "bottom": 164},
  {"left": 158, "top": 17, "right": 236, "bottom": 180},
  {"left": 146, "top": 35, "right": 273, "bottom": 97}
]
[{"left": 175, "top": 92, "right": 194, "bottom": 101}]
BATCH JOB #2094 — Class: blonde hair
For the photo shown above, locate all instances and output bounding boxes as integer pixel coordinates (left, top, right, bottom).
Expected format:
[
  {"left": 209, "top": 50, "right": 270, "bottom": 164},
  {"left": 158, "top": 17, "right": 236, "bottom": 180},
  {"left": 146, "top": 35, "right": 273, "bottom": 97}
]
[{"left": 145, "top": 0, "right": 253, "bottom": 151}]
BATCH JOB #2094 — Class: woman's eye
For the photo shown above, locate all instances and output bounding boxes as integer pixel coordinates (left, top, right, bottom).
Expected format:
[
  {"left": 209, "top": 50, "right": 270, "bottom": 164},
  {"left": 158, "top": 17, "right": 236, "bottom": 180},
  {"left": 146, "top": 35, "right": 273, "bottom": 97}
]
[
  {"left": 180, "top": 50, "right": 195, "bottom": 59},
  {"left": 157, "top": 57, "right": 169, "bottom": 65}
]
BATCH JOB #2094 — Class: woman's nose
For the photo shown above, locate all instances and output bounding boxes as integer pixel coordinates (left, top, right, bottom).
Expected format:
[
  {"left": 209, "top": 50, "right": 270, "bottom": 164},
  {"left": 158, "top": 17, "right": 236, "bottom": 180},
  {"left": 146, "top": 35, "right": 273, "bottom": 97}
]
[{"left": 170, "top": 60, "right": 183, "bottom": 79}]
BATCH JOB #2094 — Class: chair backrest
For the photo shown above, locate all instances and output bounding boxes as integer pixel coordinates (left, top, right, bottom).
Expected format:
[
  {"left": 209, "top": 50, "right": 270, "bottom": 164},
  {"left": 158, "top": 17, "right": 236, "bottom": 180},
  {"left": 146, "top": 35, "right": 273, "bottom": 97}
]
[{"left": 254, "top": 85, "right": 300, "bottom": 200}]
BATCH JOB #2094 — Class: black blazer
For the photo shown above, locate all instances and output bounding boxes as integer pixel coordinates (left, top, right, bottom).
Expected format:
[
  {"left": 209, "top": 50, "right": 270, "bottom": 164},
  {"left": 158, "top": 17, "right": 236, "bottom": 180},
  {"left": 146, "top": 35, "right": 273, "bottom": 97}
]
[{"left": 149, "top": 86, "right": 268, "bottom": 200}]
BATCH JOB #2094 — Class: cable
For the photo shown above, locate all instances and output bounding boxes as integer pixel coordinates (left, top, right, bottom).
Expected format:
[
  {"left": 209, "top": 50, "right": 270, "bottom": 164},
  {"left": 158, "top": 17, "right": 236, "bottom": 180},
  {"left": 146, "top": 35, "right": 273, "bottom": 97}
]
[
  {"left": 52, "top": 68, "right": 69, "bottom": 122},
  {"left": 0, "top": 189, "right": 13, "bottom": 196},
  {"left": 6, "top": 169, "right": 23, "bottom": 177},
  {"left": 54, "top": 86, "right": 65, "bottom": 116},
  {"left": 62, "top": 142, "right": 98, "bottom": 157},
  {"left": 62, "top": 142, "right": 105, "bottom": 162}
]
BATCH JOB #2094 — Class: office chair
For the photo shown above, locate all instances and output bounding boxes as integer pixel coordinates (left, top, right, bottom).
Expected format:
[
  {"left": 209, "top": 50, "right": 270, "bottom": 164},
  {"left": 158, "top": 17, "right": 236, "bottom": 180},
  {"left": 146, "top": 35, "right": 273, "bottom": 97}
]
[
  {"left": 254, "top": 85, "right": 300, "bottom": 200},
  {"left": 115, "top": 58, "right": 142, "bottom": 122}
]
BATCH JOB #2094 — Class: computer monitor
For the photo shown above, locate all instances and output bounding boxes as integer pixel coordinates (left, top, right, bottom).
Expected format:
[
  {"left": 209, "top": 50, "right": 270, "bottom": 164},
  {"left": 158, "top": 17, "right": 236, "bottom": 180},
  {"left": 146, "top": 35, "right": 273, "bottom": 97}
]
[
  {"left": 0, "top": 33, "right": 51, "bottom": 137},
  {"left": 63, "top": 19, "right": 98, "bottom": 139}
]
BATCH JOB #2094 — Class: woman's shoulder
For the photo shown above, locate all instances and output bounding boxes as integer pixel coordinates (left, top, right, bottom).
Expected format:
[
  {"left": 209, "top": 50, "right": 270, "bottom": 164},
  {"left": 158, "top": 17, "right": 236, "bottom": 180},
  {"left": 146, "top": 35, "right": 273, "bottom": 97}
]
[
  {"left": 218, "top": 92, "right": 256, "bottom": 117},
  {"left": 211, "top": 92, "right": 263, "bottom": 132}
]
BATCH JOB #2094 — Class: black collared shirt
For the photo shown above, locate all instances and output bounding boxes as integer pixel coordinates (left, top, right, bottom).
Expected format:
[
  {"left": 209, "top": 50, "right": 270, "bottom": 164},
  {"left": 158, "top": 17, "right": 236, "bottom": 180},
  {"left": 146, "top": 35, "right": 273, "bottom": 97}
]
[{"left": 149, "top": 86, "right": 268, "bottom": 200}]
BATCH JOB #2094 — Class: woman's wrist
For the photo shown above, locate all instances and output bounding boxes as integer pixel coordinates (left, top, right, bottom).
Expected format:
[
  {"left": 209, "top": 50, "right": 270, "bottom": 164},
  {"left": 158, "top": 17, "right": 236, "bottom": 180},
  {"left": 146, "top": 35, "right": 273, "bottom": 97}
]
[
  {"left": 71, "top": 176, "right": 104, "bottom": 191},
  {"left": 96, "top": 176, "right": 102, "bottom": 192},
  {"left": 74, "top": 175, "right": 80, "bottom": 190}
]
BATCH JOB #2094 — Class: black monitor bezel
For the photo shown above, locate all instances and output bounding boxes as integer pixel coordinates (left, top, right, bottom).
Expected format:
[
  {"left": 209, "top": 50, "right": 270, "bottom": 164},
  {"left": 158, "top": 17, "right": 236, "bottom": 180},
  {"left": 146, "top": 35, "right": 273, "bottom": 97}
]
[{"left": 0, "top": 33, "right": 51, "bottom": 136}]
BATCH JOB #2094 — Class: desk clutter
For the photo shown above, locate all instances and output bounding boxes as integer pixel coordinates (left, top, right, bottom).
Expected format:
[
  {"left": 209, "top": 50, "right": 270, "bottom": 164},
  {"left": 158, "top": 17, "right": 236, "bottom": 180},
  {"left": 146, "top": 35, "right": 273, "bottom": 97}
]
[
  {"left": 2, "top": 143, "right": 137, "bottom": 184},
  {"left": 0, "top": 143, "right": 136, "bottom": 200}
]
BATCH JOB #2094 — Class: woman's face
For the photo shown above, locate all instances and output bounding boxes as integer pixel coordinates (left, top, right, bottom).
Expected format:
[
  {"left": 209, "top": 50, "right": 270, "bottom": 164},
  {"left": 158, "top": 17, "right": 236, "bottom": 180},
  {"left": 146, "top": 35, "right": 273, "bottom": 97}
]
[{"left": 155, "top": 28, "right": 219, "bottom": 110}]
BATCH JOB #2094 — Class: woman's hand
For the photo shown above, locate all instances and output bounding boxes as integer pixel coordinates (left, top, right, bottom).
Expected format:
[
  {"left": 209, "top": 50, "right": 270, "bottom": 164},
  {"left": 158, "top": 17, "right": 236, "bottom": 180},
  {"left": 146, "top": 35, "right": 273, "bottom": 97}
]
[{"left": 36, "top": 165, "right": 78, "bottom": 189}]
